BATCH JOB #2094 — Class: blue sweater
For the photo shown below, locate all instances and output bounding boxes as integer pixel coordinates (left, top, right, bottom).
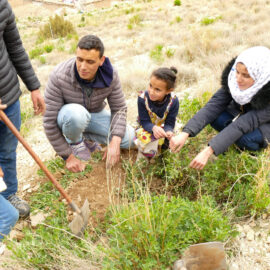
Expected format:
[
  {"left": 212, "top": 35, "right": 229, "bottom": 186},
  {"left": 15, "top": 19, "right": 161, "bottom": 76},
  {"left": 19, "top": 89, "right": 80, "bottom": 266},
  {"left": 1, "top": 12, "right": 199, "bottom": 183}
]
[{"left": 137, "top": 91, "right": 179, "bottom": 133}]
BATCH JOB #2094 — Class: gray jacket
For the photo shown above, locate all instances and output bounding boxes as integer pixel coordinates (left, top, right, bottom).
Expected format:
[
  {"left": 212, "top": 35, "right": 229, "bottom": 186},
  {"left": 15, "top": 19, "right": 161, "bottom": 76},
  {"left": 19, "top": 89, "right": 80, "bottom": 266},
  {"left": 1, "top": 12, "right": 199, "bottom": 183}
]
[
  {"left": 43, "top": 57, "right": 127, "bottom": 158},
  {"left": 183, "top": 58, "right": 270, "bottom": 155},
  {"left": 0, "top": 0, "right": 40, "bottom": 106}
]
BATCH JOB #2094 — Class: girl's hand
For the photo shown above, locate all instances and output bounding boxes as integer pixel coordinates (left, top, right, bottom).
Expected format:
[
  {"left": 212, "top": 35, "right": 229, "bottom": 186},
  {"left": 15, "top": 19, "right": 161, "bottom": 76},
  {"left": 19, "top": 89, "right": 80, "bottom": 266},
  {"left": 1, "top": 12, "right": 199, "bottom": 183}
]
[
  {"left": 152, "top": 125, "right": 167, "bottom": 139},
  {"left": 166, "top": 131, "right": 174, "bottom": 140},
  {"left": 0, "top": 99, "right": 7, "bottom": 110},
  {"left": 189, "top": 146, "right": 214, "bottom": 170},
  {"left": 169, "top": 132, "right": 189, "bottom": 152}
]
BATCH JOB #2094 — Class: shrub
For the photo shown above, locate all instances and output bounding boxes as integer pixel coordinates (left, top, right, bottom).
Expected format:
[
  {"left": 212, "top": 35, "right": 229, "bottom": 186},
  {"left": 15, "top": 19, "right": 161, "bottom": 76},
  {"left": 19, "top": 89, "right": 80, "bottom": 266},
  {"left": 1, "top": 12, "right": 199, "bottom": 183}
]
[
  {"left": 166, "top": 48, "right": 175, "bottom": 58},
  {"left": 174, "top": 0, "right": 181, "bottom": 6},
  {"left": 176, "top": 16, "right": 182, "bottom": 23},
  {"left": 43, "top": 44, "right": 54, "bottom": 53},
  {"left": 149, "top": 44, "right": 164, "bottom": 62},
  {"left": 102, "top": 195, "right": 234, "bottom": 269},
  {"left": 200, "top": 16, "right": 222, "bottom": 26},
  {"left": 129, "top": 14, "right": 143, "bottom": 25},
  {"left": 29, "top": 47, "right": 44, "bottom": 59},
  {"left": 152, "top": 93, "right": 270, "bottom": 216},
  {"left": 38, "top": 14, "right": 76, "bottom": 40}
]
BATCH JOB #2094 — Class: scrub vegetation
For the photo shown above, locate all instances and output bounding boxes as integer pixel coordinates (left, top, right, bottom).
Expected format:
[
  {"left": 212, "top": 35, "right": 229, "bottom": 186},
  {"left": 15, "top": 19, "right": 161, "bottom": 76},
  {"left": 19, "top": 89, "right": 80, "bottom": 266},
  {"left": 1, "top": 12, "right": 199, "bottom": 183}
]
[{"left": 3, "top": 0, "right": 270, "bottom": 269}]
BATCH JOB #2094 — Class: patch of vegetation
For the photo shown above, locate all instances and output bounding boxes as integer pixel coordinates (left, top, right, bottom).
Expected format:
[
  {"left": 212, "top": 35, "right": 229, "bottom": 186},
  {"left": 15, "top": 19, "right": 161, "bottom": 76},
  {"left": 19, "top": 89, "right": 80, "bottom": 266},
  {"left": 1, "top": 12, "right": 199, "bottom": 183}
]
[
  {"left": 176, "top": 16, "right": 182, "bottom": 23},
  {"left": 7, "top": 158, "right": 96, "bottom": 269},
  {"left": 149, "top": 44, "right": 164, "bottom": 62},
  {"left": 128, "top": 14, "right": 143, "bottom": 28},
  {"left": 102, "top": 195, "right": 235, "bottom": 269},
  {"left": 174, "top": 0, "right": 181, "bottom": 6},
  {"left": 165, "top": 47, "right": 175, "bottom": 58},
  {"left": 29, "top": 47, "right": 44, "bottom": 59},
  {"left": 200, "top": 15, "right": 222, "bottom": 25},
  {"left": 38, "top": 14, "right": 76, "bottom": 40}
]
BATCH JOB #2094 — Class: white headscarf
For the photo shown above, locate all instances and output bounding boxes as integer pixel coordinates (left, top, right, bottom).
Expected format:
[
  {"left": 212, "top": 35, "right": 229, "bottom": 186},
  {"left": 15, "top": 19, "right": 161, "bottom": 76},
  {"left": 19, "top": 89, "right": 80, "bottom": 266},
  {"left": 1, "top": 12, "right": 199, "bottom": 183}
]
[{"left": 228, "top": 46, "right": 270, "bottom": 105}]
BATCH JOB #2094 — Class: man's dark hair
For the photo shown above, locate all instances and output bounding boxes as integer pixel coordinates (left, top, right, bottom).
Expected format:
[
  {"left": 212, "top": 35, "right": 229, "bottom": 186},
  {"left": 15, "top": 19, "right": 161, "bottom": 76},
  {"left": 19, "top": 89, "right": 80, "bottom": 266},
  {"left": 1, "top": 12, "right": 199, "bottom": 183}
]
[{"left": 77, "top": 35, "right": 104, "bottom": 57}]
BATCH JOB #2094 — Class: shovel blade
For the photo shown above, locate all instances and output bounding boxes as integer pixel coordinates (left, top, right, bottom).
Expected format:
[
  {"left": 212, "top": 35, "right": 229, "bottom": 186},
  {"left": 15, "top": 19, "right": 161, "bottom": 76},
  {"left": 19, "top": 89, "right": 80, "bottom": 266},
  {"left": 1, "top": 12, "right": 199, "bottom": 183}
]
[{"left": 69, "top": 199, "right": 90, "bottom": 237}]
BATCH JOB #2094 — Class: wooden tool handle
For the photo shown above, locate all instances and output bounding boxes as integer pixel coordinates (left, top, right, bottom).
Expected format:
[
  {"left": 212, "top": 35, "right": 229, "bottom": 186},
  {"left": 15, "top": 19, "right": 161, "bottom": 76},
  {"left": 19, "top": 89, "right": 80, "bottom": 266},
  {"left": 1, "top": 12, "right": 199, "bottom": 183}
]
[{"left": 0, "top": 109, "right": 73, "bottom": 204}]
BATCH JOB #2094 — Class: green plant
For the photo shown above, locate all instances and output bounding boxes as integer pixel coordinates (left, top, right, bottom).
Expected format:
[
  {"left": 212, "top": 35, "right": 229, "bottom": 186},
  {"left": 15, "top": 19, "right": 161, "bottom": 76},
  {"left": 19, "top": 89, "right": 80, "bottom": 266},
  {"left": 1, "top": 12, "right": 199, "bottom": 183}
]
[
  {"left": 127, "top": 23, "right": 133, "bottom": 30},
  {"left": 200, "top": 16, "right": 222, "bottom": 26},
  {"left": 174, "top": 0, "right": 181, "bottom": 6},
  {"left": 129, "top": 14, "right": 143, "bottom": 25},
  {"left": 102, "top": 195, "right": 234, "bottom": 269},
  {"left": 149, "top": 44, "right": 164, "bottom": 62},
  {"left": 43, "top": 44, "right": 54, "bottom": 53},
  {"left": 38, "top": 14, "right": 76, "bottom": 40},
  {"left": 176, "top": 16, "right": 182, "bottom": 23},
  {"left": 29, "top": 47, "right": 44, "bottom": 59},
  {"left": 165, "top": 48, "right": 175, "bottom": 58},
  {"left": 38, "top": 56, "right": 46, "bottom": 64}
]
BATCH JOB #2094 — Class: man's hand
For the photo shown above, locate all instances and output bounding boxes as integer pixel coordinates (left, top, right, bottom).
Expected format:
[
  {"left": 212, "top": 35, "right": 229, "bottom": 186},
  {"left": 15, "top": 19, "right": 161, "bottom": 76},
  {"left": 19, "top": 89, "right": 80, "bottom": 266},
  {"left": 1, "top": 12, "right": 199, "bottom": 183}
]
[
  {"left": 152, "top": 125, "right": 167, "bottom": 139},
  {"left": 31, "top": 89, "right": 46, "bottom": 115},
  {"left": 189, "top": 146, "right": 214, "bottom": 170},
  {"left": 169, "top": 132, "right": 189, "bottom": 153},
  {"left": 102, "top": 136, "right": 121, "bottom": 168},
  {"left": 0, "top": 99, "right": 7, "bottom": 111},
  {"left": 0, "top": 167, "right": 3, "bottom": 177},
  {"left": 66, "top": 154, "right": 85, "bottom": 172}
]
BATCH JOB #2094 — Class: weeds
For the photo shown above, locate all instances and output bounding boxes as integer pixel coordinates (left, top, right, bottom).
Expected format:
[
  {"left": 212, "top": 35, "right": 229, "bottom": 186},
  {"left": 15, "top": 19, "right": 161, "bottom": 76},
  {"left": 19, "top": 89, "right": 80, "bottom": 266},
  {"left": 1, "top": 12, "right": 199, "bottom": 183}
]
[
  {"left": 38, "top": 14, "right": 76, "bottom": 40},
  {"left": 174, "top": 0, "right": 181, "bottom": 6},
  {"left": 200, "top": 15, "right": 222, "bottom": 26},
  {"left": 149, "top": 44, "right": 164, "bottom": 62},
  {"left": 102, "top": 195, "right": 234, "bottom": 269}
]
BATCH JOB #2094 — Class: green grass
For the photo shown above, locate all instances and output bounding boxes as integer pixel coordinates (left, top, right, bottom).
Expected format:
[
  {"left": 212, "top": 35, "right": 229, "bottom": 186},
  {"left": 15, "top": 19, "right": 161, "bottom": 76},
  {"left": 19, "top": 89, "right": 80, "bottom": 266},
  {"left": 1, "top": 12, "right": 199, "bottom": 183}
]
[{"left": 102, "top": 195, "right": 235, "bottom": 269}]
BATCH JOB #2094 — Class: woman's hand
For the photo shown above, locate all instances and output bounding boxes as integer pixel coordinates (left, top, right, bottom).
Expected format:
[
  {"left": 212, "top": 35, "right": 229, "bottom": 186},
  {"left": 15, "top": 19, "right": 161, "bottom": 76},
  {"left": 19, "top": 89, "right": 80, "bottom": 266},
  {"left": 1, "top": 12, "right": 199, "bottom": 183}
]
[
  {"left": 189, "top": 146, "right": 214, "bottom": 170},
  {"left": 169, "top": 132, "right": 189, "bottom": 153},
  {"left": 152, "top": 125, "right": 167, "bottom": 139}
]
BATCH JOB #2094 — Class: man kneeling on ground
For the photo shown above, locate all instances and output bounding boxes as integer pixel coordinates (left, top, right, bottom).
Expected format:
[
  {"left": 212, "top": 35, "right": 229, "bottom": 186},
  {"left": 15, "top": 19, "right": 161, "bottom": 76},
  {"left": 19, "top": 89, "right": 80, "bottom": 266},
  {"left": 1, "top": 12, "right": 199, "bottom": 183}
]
[{"left": 43, "top": 35, "right": 135, "bottom": 172}]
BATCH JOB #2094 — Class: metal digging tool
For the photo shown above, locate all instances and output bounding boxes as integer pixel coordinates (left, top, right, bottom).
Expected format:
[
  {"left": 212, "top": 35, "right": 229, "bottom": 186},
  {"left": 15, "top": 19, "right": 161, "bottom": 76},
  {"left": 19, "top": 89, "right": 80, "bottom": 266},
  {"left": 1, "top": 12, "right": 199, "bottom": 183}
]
[{"left": 0, "top": 110, "right": 90, "bottom": 237}]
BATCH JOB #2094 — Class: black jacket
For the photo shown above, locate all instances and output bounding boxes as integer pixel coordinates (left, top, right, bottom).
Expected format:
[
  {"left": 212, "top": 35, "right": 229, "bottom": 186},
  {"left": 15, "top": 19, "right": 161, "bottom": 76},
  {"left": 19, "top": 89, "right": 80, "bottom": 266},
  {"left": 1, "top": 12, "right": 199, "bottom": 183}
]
[
  {"left": 182, "top": 58, "right": 270, "bottom": 155},
  {"left": 0, "top": 0, "right": 40, "bottom": 106}
]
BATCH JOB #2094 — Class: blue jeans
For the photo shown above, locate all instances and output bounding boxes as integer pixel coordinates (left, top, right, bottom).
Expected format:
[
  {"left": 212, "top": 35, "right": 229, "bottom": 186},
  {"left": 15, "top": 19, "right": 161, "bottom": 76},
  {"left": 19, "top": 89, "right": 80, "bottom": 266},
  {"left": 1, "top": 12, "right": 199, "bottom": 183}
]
[
  {"left": 211, "top": 111, "right": 264, "bottom": 151},
  {"left": 57, "top": 104, "right": 135, "bottom": 148},
  {"left": 0, "top": 100, "right": 21, "bottom": 199},
  {"left": 0, "top": 195, "right": 19, "bottom": 241}
]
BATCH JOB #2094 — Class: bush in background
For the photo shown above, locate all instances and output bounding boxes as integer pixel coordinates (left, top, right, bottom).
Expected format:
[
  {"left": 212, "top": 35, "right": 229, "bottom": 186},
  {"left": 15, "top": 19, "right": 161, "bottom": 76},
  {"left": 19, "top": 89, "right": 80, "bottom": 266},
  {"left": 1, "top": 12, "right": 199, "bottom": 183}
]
[{"left": 38, "top": 14, "right": 76, "bottom": 40}]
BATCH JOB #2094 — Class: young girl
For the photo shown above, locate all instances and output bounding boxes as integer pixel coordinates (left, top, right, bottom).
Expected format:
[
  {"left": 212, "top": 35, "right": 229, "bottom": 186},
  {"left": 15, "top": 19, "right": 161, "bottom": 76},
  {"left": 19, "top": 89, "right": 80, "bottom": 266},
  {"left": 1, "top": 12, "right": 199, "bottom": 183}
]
[{"left": 134, "top": 67, "right": 179, "bottom": 161}]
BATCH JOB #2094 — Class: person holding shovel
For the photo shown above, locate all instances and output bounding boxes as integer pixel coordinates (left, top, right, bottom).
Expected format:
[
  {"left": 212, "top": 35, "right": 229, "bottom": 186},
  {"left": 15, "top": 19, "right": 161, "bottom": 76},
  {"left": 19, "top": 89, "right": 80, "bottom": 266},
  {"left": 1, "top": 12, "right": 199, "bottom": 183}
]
[
  {"left": 170, "top": 46, "right": 270, "bottom": 170},
  {"left": 0, "top": 0, "right": 45, "bottom": 218},
  {"left": 43, "top": 35, "right": 135, "bottom": 172}
]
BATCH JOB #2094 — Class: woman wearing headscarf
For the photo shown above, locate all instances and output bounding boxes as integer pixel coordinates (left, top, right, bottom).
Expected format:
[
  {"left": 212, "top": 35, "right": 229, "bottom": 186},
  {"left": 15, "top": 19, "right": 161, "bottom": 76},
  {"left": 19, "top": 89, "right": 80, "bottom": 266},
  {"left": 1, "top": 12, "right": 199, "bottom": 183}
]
[{"left": 170, "top": 46, "right": 270, "bottom": 170}]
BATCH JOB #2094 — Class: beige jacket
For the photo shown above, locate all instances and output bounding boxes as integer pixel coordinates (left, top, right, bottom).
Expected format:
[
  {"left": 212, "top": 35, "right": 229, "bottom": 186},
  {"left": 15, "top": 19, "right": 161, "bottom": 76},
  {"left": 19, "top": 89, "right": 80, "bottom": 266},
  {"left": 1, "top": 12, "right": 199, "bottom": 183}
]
[{"left": 43, "top": 57, "right": 127, "bottom": 158}]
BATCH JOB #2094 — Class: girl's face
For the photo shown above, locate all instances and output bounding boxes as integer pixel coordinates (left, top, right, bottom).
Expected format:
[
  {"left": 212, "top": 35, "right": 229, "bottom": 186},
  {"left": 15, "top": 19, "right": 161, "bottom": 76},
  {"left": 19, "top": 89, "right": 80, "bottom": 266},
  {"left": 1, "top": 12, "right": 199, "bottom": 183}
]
[
  {"left": 236, "top": 63, "right": 255, "bottom": 90},
  {"left": 148, "top": 76, "right": 172, "bottom": 102}
]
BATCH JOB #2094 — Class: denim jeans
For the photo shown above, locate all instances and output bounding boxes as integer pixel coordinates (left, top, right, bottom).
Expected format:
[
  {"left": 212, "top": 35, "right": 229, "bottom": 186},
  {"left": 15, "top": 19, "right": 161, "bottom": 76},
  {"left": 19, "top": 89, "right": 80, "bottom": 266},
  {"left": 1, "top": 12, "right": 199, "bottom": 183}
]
[
  {"left": 0, "top": 100, "right": 21, "bottom": 199},
  {"left": 57, "top": 103, "right": 135, "bottom": 148},
  {"left": 211, "top": 110, "right": 264, "bottom": 151},
  {"left": 0, "top": 195, "right": 19, "bottom": 241}
]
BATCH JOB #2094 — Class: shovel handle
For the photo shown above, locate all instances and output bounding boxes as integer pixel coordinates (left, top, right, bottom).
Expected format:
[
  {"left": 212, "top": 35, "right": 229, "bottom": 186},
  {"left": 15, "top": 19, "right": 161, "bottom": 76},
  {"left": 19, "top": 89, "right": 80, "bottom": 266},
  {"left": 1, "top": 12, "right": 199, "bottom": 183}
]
[{"left": 0, "top": 109, "right": 73, "bottom": 204}]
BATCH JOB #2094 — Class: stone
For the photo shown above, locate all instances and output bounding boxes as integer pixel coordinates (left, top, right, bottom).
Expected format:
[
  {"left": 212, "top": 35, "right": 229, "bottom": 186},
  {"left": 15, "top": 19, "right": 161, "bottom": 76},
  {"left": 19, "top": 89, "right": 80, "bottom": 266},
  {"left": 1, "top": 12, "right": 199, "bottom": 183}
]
[
  {"left": 246, "top": 230, "right": 255, "bottom": 241},
  {"left": 30, "top": 212, "right": 47, "bottom": 228},
  {"left": 22, "top": 183, "right": 31, "bottom": 191}
]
